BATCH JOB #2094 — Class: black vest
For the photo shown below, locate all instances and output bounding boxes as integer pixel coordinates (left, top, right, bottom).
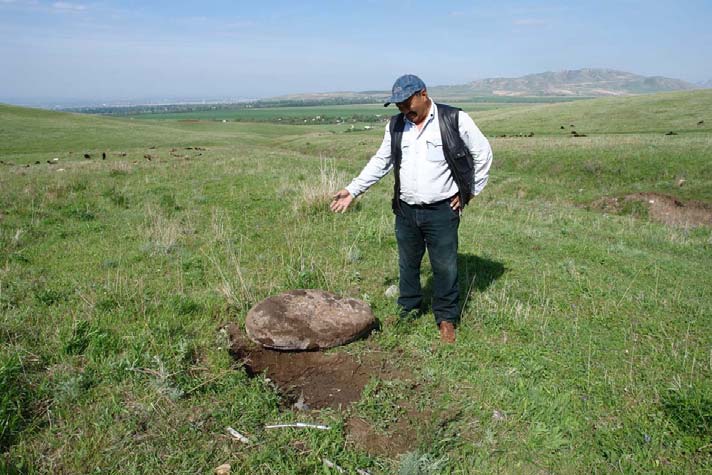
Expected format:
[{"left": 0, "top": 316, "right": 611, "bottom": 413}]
[{"left": 389, "top": 103, "right": 475, "bottom": 213}]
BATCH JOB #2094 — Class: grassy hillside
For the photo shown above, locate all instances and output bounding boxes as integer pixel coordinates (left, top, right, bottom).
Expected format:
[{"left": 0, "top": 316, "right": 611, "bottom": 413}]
[
  {"left": 472, "top": 89, "right": 712, "bottom": 135},
  {"left": 0, "top": 103, "right": 317, "bottom": 165},
  {"left": 1, "top": 94, "right": 711, "bottom": 473}
]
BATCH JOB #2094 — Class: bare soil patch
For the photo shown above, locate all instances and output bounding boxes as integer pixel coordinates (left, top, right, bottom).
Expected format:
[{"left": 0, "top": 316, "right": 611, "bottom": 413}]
[
  {"left": 592, "top": 192, "right": 712, "bottom": 227},
  {"left": 226, "top": 324, "right": 404, "bottom": 410},
  {"left": 226, "top": 324, "right": 431, "bottom": 456},
  {"left": 345, "top": 411, "right": 425, "bottom": 458}
]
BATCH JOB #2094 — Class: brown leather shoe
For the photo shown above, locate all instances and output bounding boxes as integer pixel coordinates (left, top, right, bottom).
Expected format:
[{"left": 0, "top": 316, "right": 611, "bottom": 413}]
[{"left": 439, "top": 322, "right": 456, "bottom": 344}]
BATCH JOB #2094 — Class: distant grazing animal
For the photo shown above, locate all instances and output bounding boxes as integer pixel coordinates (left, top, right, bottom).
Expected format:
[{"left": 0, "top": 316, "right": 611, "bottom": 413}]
[
  {"left": 698, "top": 120, "right": 705, "bottom": 126},
  {"left": 665, "top": 131, "right": 677, "bottom": 135},
  {"left": 102, "top": 152, "right": 106, "bottom": 160},
  {"left": 144, "top": 154, "right": 152, "bottom": 160},
  {"left": 570, "top": 131, "right": 577, "bottom": 135},
  {"left": 560, "top": 126, "right": 565, "bottom": 129},
  {"left": 84, "top": 153, "right": 91, "bottom": 159},
  {"left": 570, "top": 124, "right": 575, "bottom": 127},
  {"left": 528, "top": 132, "right": 534, "bottom": 137}
]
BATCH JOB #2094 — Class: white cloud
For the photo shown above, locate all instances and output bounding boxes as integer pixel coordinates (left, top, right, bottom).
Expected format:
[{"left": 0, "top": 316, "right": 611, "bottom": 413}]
[{"left": 53, "top": 2, "right": 87, "bottom": 11}]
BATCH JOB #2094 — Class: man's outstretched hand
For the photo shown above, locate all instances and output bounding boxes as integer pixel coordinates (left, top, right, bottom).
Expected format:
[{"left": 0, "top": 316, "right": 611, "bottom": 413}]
[{"left": 330, "top": 189, "right": 353, "bottom": 213}]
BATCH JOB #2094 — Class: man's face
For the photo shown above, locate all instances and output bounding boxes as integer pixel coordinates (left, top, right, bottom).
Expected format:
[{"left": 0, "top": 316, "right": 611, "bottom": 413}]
[{"left": 396, "top": 90, "right": 431, "bottom": 125}]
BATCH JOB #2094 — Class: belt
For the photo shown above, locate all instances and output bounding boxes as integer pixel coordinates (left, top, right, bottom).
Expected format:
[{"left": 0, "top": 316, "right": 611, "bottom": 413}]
[{"left": 400, "top": 198, "right": 450, "bottom": 209}]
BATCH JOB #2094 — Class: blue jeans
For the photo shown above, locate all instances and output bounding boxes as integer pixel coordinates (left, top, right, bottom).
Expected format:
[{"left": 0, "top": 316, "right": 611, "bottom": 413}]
[{"left": 395, "top": 199, "right": 460, "bottom": 325}]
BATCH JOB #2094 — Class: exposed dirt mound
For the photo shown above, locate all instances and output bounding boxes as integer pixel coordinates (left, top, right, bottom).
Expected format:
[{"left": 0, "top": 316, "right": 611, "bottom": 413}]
[
  {"left": 592, "top": 192, "right": 712, "bottom": 227},
  {"left": 226, "top": 324, "right": 403, "bottom": 410},
  {"left": 225, "top": 324, "right": 431, "bottom": 457},
  {"left": 345, "top": 413, "right": 425, "bottom": 458}
]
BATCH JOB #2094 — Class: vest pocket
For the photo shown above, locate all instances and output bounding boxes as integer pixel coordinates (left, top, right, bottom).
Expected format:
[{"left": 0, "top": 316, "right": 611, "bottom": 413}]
[{"left": 451, "top": 147, "right": 474, "bottom": 174}]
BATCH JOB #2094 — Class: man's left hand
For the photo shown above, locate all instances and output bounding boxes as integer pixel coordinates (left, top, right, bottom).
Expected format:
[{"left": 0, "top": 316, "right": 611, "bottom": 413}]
[
  {"left": 450, "top": 194, "right": 474, "bottom": 212},
  {"left": 450, "top": 195, "right": 462, "bottom": 212}
]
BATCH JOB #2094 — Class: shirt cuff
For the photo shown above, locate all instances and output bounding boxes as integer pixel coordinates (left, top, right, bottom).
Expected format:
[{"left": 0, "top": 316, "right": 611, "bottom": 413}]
[{"left": 344, "top": 185, "right": 359, "bottom": 198}]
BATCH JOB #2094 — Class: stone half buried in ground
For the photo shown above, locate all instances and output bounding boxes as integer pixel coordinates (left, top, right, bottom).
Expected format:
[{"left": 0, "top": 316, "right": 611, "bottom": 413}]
[{"left": 245, "top": 289, "right": 376, "bottom": 350}]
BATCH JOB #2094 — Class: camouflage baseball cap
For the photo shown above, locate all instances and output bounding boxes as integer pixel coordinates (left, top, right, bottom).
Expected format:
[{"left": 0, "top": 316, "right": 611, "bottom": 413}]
[{"left": 384, "top": 74, "right": 426, "bottom": 107}]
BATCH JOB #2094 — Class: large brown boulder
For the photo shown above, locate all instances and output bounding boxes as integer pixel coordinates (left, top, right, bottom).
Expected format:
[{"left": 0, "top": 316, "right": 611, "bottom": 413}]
[{"left": 245, "top": 290, "right": 376, "bottom": 350}]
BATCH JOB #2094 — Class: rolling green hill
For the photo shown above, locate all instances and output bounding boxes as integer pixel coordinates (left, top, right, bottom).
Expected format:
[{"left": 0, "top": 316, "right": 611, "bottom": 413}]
[
  {"left": 2, "top": 90, "right": 711, "bottom": 204},
  {"left": 0, "top": 103, "right": 311, "bottom": 164},
  {"left": 471, "top": 89, "right": 712, "bottom": 135},
  {"left": 0, "top": 104, "right": 215, "bottom": 155},
  {"left": 1, "top": 90, "right": 711, "bottom": 473}
]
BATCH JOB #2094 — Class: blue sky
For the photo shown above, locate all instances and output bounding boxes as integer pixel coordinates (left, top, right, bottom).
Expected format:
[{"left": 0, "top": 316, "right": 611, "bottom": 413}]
[{"left": 1, "top": 0, "right": 711, "bottom": 105}]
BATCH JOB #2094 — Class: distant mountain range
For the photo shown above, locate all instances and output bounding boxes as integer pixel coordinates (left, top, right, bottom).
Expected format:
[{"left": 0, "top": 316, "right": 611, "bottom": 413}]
[
  {"left": 274, "top": 68, "right": 704, "bottom": 102},
  {"left": 432, "top": 68, "right": 698, "bottom": 98}
]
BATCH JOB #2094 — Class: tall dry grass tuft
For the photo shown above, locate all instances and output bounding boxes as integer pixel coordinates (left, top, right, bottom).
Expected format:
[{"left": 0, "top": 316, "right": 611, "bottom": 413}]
[
  {"left": 210, "top": 207, "right": 231, "bottom": 244},
  {"left": 143, "top": 206, "right": 181, "bottom": 254},
  {"left": 0, "top": 228, "right": 24, "bottom": 250},
  {"left": 294, "top": 157, "right": 348, "bottom": 214},
  {"left": 206, "top": 240, "right": 254, "bottom": 313}
]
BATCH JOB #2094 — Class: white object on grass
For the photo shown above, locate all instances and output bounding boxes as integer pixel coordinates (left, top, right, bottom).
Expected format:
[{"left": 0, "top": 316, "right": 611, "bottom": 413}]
[
  {"left": 323, "top": 458, "right": 345, "bottom": 473},
  {"left": 264, "top": 422, "right": 330, "bottom": 430},
  {"left": 226, "top": 427, "right": 250, "bottom": 444}
]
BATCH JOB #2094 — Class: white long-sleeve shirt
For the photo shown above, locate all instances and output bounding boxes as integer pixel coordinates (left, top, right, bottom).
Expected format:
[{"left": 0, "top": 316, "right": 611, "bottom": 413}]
[{"left": 345, "top": 102, "right": 492, "bottom": 204}]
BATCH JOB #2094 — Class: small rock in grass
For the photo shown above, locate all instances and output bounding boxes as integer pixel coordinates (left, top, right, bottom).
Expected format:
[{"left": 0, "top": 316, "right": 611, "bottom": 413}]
[
  {"left": 215, "top": 464, "right": 231, "bottom": 475},
  {"left": 384, "top": 285, "right": 399, "bottom": 298},
  {"left": 293, "top": 392, "right": 310, "bottom": 411}
]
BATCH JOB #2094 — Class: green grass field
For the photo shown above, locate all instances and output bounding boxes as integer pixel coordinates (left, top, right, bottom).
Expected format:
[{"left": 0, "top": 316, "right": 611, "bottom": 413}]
[{"left": 1, "top": 90, "right": 711, "bottom": 473}]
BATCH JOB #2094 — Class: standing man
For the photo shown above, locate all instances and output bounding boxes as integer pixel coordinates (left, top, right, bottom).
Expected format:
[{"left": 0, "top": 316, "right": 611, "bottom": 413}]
[{"left": 330, "top": 74, "right": 492, "bottom": 343}]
